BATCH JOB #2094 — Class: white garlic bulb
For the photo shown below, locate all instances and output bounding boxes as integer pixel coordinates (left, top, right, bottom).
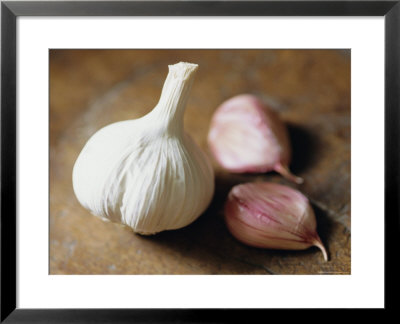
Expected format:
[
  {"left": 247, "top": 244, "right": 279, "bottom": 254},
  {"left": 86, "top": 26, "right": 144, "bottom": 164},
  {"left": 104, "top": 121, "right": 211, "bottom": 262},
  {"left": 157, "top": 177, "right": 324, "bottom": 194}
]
[{"left": 72, "top": 62, "right": 215, "bottom": 235}]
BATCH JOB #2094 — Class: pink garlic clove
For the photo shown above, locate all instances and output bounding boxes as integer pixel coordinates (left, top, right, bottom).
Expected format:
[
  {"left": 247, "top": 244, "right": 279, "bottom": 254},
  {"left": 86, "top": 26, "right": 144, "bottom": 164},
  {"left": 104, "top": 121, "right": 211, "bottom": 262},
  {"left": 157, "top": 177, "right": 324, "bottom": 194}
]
[
  {"left": 208, "top": 94, "right": 303, "bottom": 184},
  {"left": 224, "top": 182, "right": 328, "bottom": 261}
]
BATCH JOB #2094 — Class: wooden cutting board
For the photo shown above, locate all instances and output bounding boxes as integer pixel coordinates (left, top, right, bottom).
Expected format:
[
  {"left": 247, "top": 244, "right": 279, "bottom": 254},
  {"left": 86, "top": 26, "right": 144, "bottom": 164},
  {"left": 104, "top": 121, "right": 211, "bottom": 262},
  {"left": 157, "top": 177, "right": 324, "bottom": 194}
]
[{"left": 50, "top": 49, "right": 350, "bottom": 274}]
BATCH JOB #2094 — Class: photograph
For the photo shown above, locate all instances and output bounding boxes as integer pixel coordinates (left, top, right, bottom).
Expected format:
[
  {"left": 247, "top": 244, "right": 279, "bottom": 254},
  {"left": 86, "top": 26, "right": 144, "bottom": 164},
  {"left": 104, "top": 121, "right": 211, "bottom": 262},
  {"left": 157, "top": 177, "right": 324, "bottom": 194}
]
[
  {"left": 2, "top": 0, "right": 397, "bottom": 319},
  {"left": 49, "top": 49, "right": 351, "bottom": 275}
]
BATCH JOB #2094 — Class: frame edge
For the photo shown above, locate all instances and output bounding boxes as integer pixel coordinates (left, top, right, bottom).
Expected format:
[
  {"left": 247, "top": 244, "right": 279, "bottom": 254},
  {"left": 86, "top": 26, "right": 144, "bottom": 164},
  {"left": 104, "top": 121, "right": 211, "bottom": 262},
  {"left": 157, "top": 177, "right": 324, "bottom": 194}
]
[
  {"left": 1, "top": 2, "right": 17, "bottom": 322},
  {"left": 384, "top": 0, "right": 400, "bottom": 312}
]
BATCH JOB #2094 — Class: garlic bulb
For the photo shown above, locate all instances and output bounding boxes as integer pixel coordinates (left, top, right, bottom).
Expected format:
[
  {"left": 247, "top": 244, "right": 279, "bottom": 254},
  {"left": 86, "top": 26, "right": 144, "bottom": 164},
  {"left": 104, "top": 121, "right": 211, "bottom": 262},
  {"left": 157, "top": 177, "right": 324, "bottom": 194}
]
[
  {"left": 208, "top": 94, "right": 303, "bottom": 184},
  {"left": 72, "top": 62, "right": 215, "bottom": 235},
  {"left": 224, "top": 182, "right": 328, "bottom": 261}
]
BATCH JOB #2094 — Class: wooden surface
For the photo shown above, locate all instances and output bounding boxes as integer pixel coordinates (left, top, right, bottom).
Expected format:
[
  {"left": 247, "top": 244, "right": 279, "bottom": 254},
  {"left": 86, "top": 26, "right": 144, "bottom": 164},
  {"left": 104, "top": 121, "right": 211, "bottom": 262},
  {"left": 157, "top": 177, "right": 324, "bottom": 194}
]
[{"left": 50, "top": 49, "right": 351, "bottom": 274}]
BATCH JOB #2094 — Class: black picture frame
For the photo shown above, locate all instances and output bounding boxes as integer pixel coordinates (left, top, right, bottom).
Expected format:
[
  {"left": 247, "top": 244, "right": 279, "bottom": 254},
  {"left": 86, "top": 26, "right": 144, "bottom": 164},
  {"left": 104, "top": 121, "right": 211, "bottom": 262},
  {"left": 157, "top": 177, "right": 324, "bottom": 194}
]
[{"left": 1, "top": 0, "right": 398, "bottom": 322}]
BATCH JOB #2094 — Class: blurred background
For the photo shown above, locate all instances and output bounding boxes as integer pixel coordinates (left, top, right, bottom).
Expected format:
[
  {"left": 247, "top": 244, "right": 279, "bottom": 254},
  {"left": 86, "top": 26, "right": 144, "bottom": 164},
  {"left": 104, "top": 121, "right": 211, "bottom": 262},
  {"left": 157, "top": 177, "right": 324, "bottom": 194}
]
[{"left": 50, "top": 49, "right": 350, "bottom": 274}]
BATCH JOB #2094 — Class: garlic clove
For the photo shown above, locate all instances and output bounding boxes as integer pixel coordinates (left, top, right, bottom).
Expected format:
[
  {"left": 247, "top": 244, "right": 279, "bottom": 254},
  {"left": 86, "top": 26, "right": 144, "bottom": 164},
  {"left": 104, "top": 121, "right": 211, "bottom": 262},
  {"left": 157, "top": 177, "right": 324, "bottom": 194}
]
[
  {"left": 224, "top": 182, "right": 328, "bottom": 261},
  {"left": 72, "top": 62, "right": 215, "bottom": 235},
  {"left": 208, "top": 94, "right": 303, "bottom": 184}
]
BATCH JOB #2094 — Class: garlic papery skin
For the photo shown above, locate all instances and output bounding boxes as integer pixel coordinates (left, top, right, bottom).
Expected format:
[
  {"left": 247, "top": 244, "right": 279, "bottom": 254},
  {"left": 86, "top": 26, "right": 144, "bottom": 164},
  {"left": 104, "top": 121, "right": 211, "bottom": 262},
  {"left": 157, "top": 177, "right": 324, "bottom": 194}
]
[
  {"left": 224, "top": 182, "right": 328, "bottom": 261},
  {"left": 72, "top": 62, "right": 215, "bottom": 235},
  {"left": 208, "top": 94, "right": 303, "bottom": 184}
]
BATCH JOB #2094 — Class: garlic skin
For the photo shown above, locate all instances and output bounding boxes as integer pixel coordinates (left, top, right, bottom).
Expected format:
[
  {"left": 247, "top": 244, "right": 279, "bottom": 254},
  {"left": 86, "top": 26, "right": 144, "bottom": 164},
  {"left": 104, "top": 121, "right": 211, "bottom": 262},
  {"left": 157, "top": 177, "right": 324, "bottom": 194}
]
[
  {"left": 208, "top": 94, "right": 303, "bottom": 184},
  {"left": 72, "top": 62, "right": 214, "bottom": 235},
  {"left": 224, "top": 182, "right": 328, "bottom": 261}
]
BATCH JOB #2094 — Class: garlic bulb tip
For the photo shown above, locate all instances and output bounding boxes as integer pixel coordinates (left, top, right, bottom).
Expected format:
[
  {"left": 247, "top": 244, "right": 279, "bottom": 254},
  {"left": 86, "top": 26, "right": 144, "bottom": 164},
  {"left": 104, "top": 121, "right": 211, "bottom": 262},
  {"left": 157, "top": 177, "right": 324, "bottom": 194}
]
[
  {"left": 274, "top": 163, "right": 304, "bottom": 184},
  {"left": 313, "top": 238, "right": 329, "bottom": 262}
]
